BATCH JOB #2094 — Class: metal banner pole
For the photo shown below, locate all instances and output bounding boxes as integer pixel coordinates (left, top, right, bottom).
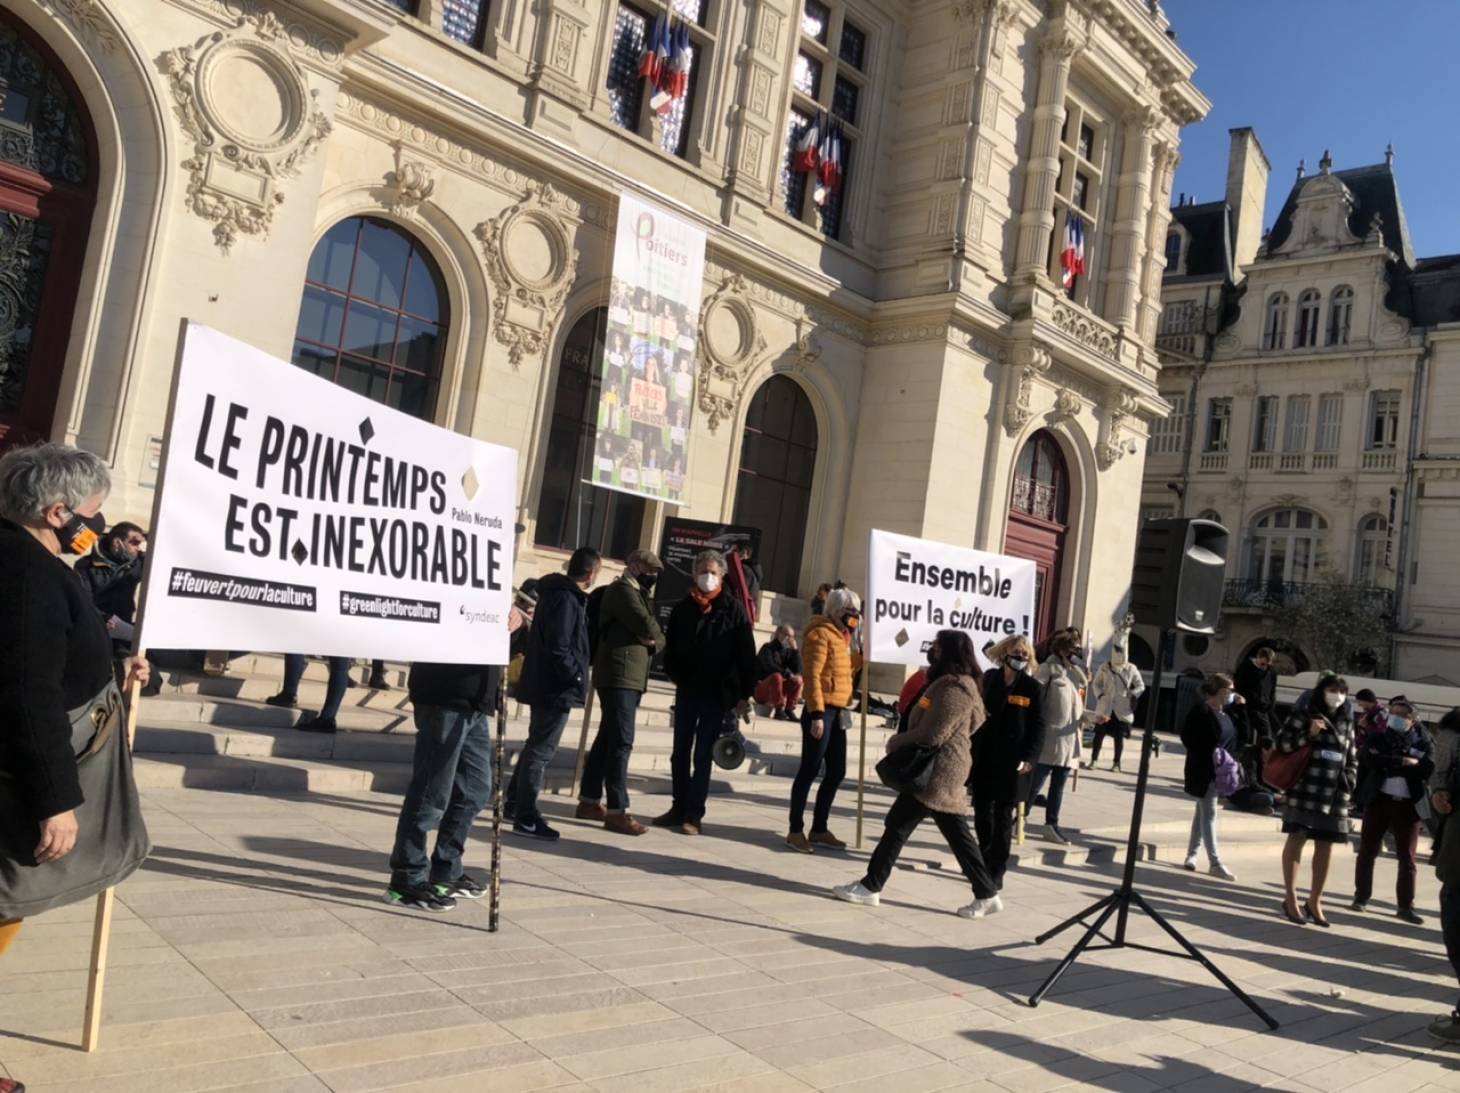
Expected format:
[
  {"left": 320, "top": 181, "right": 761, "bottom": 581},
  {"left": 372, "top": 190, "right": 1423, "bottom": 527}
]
[
  {"left": 855, "top": 663, "right": 869, "bottom": 849},
  {"left": 489, "top": 674, "right": 507, "bottom": 933},
  {"left": 570, "top": 688, "right": 596, "bottom": 798}
]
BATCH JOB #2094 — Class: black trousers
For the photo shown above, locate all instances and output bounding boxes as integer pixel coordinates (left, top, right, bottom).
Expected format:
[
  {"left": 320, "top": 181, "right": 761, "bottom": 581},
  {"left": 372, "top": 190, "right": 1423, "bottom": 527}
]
[
  {"left": 862, "top": 791, "right": 997, "bottom": 899},
  {"left": 1090, "top": 717, "right": 1131, "bottom": 765},
  {"left": 972, "top": 795, "right": 1016, "bottom": 888},
  {"left": 788, "top": 709, "right": 846, "bottom": 834}
]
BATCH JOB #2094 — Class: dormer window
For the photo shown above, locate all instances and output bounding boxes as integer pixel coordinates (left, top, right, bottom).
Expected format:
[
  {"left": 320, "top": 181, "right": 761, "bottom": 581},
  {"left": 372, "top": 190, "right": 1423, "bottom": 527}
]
[
  {"left": 1164, "top": 231, "right": 1181, "bottom": 270},
  {"left": 1263, "top": 292, "right": 1289, "bottom": 350},
  {"left": 1328, "top": 285, "right": 1353, "bottom": 345},
  {"left": 1295, "top": 289, "right": 1321, "bottom": 348}
]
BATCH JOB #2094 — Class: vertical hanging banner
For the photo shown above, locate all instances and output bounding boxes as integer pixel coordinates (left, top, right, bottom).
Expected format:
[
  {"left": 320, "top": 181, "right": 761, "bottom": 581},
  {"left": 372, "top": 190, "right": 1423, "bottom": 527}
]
[
  {"left": 139, "top": 323, "right": 518, "bottom": 664},
  {"left": 592, "top": 192, "right": 706, "bottom": 505},
  {"left": 866, "top": 529, "right": 1038, "bottom": 670}
]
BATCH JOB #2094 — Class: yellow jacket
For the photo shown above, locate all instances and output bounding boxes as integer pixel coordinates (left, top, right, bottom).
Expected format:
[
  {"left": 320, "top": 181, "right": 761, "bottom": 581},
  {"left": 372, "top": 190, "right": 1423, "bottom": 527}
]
[{"left": 802, "top": 616, "right": 855, "bottom": 713}]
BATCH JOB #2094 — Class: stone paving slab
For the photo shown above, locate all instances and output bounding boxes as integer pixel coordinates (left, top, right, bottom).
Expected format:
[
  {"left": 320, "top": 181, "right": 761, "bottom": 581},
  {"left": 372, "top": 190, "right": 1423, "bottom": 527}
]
[{"left": 2, "top": 762, "right": 1459, "bottom": 1092}]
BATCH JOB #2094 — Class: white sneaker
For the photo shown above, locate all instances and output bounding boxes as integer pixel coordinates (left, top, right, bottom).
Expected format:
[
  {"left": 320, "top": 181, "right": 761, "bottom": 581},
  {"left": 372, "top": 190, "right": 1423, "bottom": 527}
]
[
  {"left": 958, "top": 894, "right": 1004, "bottom": 919},
  {"left": 1183, "top": 855, "right": 1198, "bottom": 872},
  {"left": 832, "top": 881, "right": 879, "bottom": 906},
  {"left": 1210, "top": 862, "right": 1236, "bottom": 881}
]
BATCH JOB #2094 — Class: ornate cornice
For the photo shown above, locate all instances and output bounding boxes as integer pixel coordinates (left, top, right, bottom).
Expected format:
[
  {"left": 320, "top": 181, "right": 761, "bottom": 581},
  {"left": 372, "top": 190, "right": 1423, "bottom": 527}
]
[
  {"left": 474, "top": 181, "right": 579, "bottom": 370},
  {"left": 159, "top": 17, "right": 331, "bottom": 253}
]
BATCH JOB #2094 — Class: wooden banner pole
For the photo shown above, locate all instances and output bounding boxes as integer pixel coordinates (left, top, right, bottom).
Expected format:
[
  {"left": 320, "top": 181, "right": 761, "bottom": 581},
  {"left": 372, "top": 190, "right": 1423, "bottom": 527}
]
[
  {"left": 855, "top": 663, "right": 869, "bottom": 850},
  {"left": 570, "top": 687, "right": 595, "bottom": 798}
]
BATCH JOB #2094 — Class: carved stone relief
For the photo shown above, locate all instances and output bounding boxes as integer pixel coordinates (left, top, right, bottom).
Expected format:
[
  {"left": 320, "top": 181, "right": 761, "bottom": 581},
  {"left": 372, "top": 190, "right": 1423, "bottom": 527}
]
[
  {"left": 474, "top": 180, "right": 579, "bottom": 370},
  {"left": 1046, "top": 387, "right": 1082, "bottom": 426},
  {"left": 41, "top": 0, "right": 117, "bottom": 53},
  {"left": 202, "top": 1, "right": 347, "bottom": 67},
  {"left": 697, "top": 273, "right": 768, "bottom": 433},
  {"left": 1004, "top": 343, "right": 1052, "bottom": 437},
  {"left": 383, "top": 145, "right": 435, "bottom": 219},
  {"left": 1050, "top": 299, "right": 1118, "bottom": 360},
  {"left": 1097, "top": 387, "right": 1138, "bottom": 470},
  {"left": 159, "top": 16, "right": 332, "bottom": 253}
]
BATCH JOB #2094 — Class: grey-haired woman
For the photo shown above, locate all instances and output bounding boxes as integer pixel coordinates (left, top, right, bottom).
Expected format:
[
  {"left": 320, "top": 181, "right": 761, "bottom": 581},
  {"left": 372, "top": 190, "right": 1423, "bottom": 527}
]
[{"left": 0, "top": 445, "right": 152, "bottom": 1009}]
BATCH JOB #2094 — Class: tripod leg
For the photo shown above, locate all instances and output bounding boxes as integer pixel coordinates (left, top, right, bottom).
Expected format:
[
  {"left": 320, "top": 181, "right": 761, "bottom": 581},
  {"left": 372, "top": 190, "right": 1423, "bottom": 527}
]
[
  {"left": 1130, "top": 892, "right": 1278, "bottom": 1030},
  {"left": 1036, "top": 889, "right": 1118, "bottom": 945},
  {"left": 1028, "top": 894, "right": 1120, "bottom": 1008}
]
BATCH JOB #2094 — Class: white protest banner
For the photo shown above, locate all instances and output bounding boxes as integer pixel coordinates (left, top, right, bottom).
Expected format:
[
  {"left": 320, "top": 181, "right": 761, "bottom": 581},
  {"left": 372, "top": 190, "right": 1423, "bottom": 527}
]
[
  {"left": 591, "top": 192, "right": 706, "bottom": 505},
  {"left": 139, "top": 323, "right": 517, "bottom": 665},
  {"left": 866, "top": 529, "right": 1037, "bottom": 669}
]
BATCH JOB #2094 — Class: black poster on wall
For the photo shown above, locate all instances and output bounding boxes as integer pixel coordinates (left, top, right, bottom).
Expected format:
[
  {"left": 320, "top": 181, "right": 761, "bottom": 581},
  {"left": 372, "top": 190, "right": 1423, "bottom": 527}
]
[{"left": 651, "top": 517, "right": 763, "bottom": 680}]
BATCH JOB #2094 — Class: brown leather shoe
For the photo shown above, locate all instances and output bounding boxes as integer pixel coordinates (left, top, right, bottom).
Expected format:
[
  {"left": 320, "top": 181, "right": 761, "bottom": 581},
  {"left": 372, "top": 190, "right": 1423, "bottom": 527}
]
[
  {"left": 576, "top": 801, "right": 608, "bottom": 821},
  {"left": 809, "top": 831, "right": 847, "bottom": 850},
  {"left": 605, "top": 813, "right": 647, "bottom": 836},
  {"left": 786, "top": 832, "right": 814, "bottom": 854},
  {"left": 651, "top": 809, "right": 683, "bottom": 828},
  {"left": 679, "top": 820, "right": 701, "bottom": 836}
]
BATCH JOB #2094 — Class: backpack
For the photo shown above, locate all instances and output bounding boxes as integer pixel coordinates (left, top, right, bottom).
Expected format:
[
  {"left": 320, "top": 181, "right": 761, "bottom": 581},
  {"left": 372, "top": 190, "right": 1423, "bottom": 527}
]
[{"left": 1212, "top": 746, "right": 1243, "bottom": 797}]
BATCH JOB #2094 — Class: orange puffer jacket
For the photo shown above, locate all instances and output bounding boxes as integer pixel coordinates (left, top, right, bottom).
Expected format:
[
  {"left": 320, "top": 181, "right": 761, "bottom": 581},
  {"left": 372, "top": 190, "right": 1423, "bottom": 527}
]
[{"left": 802, "top": 616, "right": 855, "bottom": 714}]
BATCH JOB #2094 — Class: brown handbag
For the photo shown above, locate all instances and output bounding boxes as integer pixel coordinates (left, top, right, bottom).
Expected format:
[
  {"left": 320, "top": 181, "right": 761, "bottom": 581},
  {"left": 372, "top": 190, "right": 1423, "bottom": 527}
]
[{"left": 1263, "top": 743, "right": 1312, "bottom": 793}]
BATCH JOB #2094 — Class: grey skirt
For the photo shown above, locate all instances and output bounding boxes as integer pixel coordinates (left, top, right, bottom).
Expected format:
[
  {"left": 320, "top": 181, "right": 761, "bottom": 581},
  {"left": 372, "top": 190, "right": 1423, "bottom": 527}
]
[{"left": 0, "top": 683, "right": 151, "bottom": 919}]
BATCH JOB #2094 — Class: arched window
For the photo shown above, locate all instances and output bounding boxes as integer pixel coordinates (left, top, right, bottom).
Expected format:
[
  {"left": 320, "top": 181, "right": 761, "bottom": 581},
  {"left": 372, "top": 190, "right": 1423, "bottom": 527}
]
[
  {"left": 1011, "top": 432, "right": 1069, "bottom": 523},
  {"left": 1263, "top": 292, "right": 1289, "bottom": 350},
  {"left": 1294, "top": 289, "right": 1321, "bottom": 348},
  {"left": 1354, "top": 514, "right": 1388, "bottom": 587},
  {"left": 1327, "top": 285, "right": 1354, "bottom": 345},
  {"left": 1164, "top": 231, "right": 1181, "bottom": 269},
  {"left": 1246, "top": 508, "right": 1328, "bottom": 585},
  {"left": 536, "top": 308, "right": 646, "bottom": 560},
  {"left": 292, "top": 217, "right": 448, "bottom": 420},
  {"left": 733, "top": 375, "right": 817, "bottom": 595},
  {"left": 0, "top": 13, "right": 98, "bottom": 448}
]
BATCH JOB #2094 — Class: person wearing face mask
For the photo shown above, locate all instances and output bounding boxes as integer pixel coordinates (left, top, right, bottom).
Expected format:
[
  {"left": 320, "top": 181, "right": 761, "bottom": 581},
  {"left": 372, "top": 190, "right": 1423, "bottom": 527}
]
[
  {"left": 1180, "top": 673, "right": 1241, "bottom": 880},
  {"left": 576, "top": 550, "right": 665, "bottom": 836},
  {"left": 971, "top": 635, "right": 1045, "bottom": 890},
  {"left": 1091, "top": 626, "right": 1145, "bottom": 773},
  {"left": 74, "top": 522, "right": 161, "bottom": 698},
  {"left": 658, "top": 549, "right": 757, "bottom": 835},
  {"left": 1274, "top": 673, "right": 1359, "bottom": 927},
  {"left": 1351, "top": 697, "right": 1434, "bottom": 923},
  {"left": 1026, "top": 632, "right": 1089, "bottom": 845},
  {"left": 785, "top": 588, "right": 861, "bottom": 852},
  {"left": 0, "top": 445, "right": 152, "bottom": 1080},
  {"left": 506, "top": 546, "right": 601, "bottom": 841}
]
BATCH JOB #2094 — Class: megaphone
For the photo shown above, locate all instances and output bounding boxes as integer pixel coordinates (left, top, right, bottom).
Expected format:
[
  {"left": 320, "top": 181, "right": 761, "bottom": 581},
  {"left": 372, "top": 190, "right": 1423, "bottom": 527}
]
[{"left": 712, "top": 729, "right": 746, "bottom": 770}]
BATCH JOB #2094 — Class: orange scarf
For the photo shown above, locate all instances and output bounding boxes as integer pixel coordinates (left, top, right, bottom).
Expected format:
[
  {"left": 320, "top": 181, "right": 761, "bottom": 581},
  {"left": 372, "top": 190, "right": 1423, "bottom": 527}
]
[{"left": 688, "top": 583, "right": 722, "bottom": 614}]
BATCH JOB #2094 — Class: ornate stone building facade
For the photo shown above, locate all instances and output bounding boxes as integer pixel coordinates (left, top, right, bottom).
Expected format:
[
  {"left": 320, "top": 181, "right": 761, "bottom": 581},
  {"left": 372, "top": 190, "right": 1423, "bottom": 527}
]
[
  {"left": 1143, "top": 131, "right": 1460, "bottom": 684},
  {"left": 2, "top": 0, "right": 1205, "bottom": 651}
]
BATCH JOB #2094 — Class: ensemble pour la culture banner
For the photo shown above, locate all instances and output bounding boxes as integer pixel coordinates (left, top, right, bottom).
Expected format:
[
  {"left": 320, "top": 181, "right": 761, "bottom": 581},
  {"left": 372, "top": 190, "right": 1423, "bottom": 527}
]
[
  {"left": 138, "top": 323, "right": 518, "bottom": 665},
  {"left": 866, "top": 529, "right": 1038, "bottom": 671},
  {"left": 588, "top": 192, "right": 707, "bottom": 505}
]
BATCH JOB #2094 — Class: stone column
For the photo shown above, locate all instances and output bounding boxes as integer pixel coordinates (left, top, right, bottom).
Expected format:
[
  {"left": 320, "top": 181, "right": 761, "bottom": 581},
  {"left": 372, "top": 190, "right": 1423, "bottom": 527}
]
[
  {"left": 1012, "top": 21, "right": 1084, "bottom": 280},
  {"left": 1137, "top": 142, "right": 1180, "bottom": 343},
  {"left": 1104, "top": 105, "right": 1159, "bottom": 331},
  {"left": 723, "top": 2, "right": 791, "bottom": 229}
]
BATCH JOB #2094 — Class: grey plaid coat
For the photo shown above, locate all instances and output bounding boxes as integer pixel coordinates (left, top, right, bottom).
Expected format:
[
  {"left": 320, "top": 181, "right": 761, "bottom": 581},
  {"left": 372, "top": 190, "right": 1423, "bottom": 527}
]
[{"left": 1275, "top": 701, "right": 1358, "bottom": 824}]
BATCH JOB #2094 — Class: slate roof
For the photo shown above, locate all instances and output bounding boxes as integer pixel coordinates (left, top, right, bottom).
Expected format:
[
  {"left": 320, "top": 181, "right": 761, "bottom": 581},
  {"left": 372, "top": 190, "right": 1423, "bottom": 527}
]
[
  {"left": 1264, "top": 162, "right": 1416, "bottom": 268},
  {"left": 1169, "top": 200, "right": 1232, "bottom": 281}
]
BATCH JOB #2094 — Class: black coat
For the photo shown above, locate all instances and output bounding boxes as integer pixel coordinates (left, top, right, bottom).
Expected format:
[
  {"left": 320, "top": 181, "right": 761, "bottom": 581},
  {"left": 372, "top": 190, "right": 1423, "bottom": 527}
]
[
  {"left": 1233, "top": 658, "right": 1277, "bottom": 744},
  {"left": 664, "top": 592, "right": 757, "bottom": 708},
  {"left": 0, "top": 523, "right": 114, "bottom": 821},
  {"left": 516, "top": 573, "right": 590, "bottom": 709},
  {"left": 971, "top": 667, "right": 1045, "bottom": 801},
  {"left": 74, "top": 544, "right": 143, "bottom": 625},
  {"left": 756, "top": 639, "right": 802, "bottom": 681},
  {"left": 1356, "top": 722, "right": 1436, "bottom": 810},
  {"left": 1181, "top": 703, "right": 1225, "bottom": 797},
  {"left": 409, "top": 662, "right": 502, "bottom": 716}
]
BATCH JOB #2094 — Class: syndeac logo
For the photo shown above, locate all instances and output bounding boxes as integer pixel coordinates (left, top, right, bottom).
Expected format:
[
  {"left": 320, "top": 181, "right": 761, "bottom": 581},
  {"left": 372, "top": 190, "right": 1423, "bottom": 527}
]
[{"left": 460, "top": 604, "right": 497, "bottom": 625}]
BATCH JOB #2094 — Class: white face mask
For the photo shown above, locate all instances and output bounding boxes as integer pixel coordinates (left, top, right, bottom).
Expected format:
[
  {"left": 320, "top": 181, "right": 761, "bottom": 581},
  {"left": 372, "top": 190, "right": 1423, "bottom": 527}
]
[
  {"left": 1007, "top": 657, "right": 1028, "bottom": 672},
  {"left": 1223, "top": 692, "right": 1236, "bottom": 706},
  {"left": 1323, "top": 691, "right": 1345, "bottom": 711},
  {"left": 696, "top": 572, "right": 721, "bottom": 594},
  {"left": 1112, "top": 649, "right": 1128, "bottom": 667}
]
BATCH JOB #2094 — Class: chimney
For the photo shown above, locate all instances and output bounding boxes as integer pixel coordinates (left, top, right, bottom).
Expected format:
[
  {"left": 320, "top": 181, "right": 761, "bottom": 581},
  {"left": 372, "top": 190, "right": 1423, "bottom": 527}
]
[{"left": 1225, "top": 127, "right": 1270, "bottom": 274}]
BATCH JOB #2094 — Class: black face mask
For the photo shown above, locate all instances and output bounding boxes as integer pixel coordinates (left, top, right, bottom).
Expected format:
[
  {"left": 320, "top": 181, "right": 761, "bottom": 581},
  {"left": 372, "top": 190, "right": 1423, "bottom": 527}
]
[
  {"left": 58, "top": 510, "right": 105, "bottom": 556},
  {"left": 926, "top": 646, "right": 938, "bottom": 667},
  {"left": 636, "top": 572, "right": 659, "bottom": 592}
]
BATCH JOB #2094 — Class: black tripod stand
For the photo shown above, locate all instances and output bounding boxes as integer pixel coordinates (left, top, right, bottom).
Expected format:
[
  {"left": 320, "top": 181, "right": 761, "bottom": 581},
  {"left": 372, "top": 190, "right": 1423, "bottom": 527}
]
[{"left": 1026, "top": 629, "right": 1279, "bottom": 1030}]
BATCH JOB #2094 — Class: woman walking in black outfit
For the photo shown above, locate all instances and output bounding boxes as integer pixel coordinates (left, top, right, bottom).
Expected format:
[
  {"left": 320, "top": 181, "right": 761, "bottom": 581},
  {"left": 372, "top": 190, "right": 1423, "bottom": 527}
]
[
  {"left": 971, "top": 635, "right": 1044, "bottom": 892},
  {"left": 1274, "top": 672, "right": 1358, "bottom": 927}
]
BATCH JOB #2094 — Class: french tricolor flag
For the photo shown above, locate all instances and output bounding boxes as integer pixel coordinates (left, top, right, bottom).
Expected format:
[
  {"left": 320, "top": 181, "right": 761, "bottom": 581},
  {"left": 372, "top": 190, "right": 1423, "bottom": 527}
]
[
  {"left": 792, "top": 113, "right": 821, "bottom": 174},
  {"left": 639, "top": 15, "right": 668, "bottom": 83},
  {"left": 1060, "top": 211, "right": 1086, "bottom": 289}
]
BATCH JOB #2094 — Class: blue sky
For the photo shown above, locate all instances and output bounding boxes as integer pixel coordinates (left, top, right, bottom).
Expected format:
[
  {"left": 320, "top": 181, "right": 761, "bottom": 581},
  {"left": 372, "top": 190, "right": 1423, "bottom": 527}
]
[{"left": 1164, "top": 0, "right": 1460, "bottom": 257}]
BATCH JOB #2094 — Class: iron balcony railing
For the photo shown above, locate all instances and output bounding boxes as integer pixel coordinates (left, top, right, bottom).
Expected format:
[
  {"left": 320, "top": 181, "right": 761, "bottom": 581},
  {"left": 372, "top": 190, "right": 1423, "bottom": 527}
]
[{"left": 1222, "top": 579, "right": 1394, "bottom": 616}]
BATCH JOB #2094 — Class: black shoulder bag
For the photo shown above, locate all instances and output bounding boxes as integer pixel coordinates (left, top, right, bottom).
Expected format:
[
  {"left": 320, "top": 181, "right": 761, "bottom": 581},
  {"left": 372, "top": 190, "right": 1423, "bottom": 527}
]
[{"left": 876, "top": 680, "right": 939, "bottom": 794}]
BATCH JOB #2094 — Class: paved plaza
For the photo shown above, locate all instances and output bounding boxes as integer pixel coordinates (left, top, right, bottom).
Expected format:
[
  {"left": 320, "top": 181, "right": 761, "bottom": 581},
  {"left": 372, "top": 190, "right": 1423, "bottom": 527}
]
[{"left": 1, "top": 760, "right": 1457, "bottom": 1093}]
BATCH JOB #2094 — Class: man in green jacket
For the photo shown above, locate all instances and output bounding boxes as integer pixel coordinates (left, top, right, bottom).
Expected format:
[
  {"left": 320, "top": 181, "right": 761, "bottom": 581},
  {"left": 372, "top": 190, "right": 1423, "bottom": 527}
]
[{"left": 576, "top": 549, "right": 665, "bottom": 835}]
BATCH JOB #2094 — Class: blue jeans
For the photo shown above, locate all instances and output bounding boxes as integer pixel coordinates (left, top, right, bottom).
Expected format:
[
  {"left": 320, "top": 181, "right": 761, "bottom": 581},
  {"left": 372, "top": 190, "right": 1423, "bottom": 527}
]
[
  {"left": 388, "top": 704, "right": 494, "bottom": 889},
  {"left": 1028, "top": 763, "right": 1071, "bottom": 827},
  {"left": 789, "top": 708, "right": 846, "bottom": 834},
  {"left": 580, "top": 688, "right": 642, "bottom": 813},
  {"left": 283, "top": 654, "right": 350, "bottom": 719},
  {"left": 672, "top": 693, "right": 731, "bottom": 823},
  {"left": 506, "top": 699, "right": 572, "bottom": 824}
]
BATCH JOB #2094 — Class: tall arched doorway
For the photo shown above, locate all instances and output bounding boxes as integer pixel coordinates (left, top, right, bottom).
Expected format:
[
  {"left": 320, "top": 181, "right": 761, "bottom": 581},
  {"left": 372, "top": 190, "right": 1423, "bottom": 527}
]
[
  {"left": 1004, "top": 430, "right": 1070, "bottom": 641},
  {"left": 0, "top": 13, "right": 99, "bottom": 447},
  {"left": 733, "top": 375, "right": 817, "bottom": 595}
]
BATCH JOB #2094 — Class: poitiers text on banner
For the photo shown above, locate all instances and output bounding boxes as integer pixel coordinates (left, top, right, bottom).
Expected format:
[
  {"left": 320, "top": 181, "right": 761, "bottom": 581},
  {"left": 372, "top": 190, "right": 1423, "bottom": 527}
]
[
  {"left": 139, "top": 323, "right": 517, "bottom": 664},
  {"left": 866, "top": 529, "right": 1037, "bottom": 670}
]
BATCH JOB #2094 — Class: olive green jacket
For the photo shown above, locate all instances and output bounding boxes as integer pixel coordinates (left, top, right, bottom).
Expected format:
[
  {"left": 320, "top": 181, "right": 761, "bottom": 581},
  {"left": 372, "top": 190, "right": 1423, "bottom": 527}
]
[{"left": 592, "top": 574, "right": 665, "bottom": 692}]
